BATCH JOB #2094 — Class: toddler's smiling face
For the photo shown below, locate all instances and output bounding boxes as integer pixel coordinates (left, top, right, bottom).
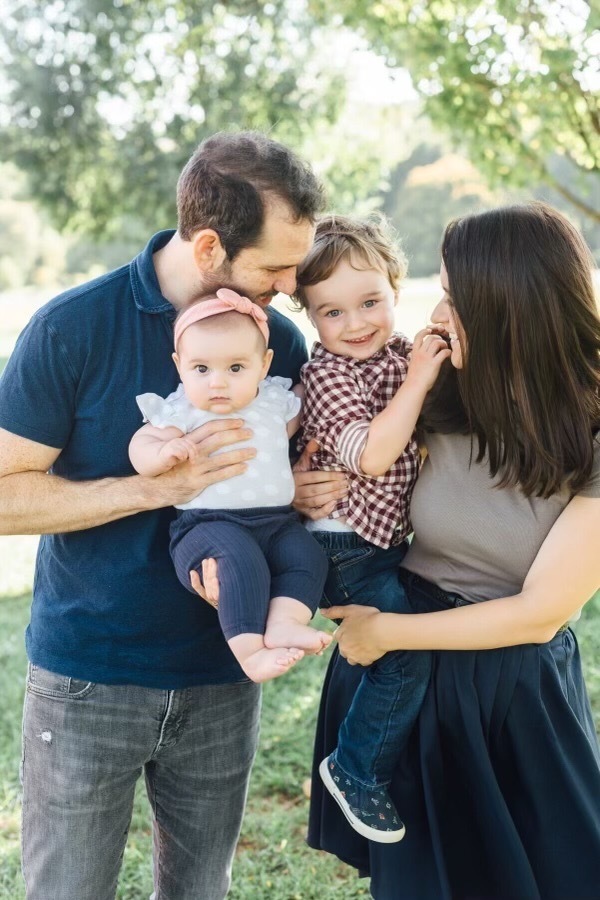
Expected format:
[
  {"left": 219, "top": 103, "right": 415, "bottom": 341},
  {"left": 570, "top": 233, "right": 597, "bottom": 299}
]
[{"left": 304, "top": 259, "right": 398, "bottom": 361}]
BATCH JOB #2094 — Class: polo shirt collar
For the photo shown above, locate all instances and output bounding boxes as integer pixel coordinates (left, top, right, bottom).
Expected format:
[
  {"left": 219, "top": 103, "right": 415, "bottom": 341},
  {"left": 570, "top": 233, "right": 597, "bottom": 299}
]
[{"left": 130, "top": 229, "right": 178, "bottom": 315}]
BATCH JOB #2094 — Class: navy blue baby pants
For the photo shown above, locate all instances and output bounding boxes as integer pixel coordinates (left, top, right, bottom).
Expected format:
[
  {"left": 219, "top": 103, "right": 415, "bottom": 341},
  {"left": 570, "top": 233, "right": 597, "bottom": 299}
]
[{"left": 170, "top": 505, "right": 328, "bottom": 640}]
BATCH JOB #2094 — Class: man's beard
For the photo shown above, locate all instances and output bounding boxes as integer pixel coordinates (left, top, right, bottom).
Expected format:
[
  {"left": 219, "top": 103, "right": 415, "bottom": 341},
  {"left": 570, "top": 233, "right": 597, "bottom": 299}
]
[{"left": 202, "top": 260, "right": 275, "bottom": 307}]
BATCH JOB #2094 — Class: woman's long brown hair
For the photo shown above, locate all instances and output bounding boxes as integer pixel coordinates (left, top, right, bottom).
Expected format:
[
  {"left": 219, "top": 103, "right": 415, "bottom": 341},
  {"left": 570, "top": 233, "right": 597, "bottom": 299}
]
[{"left": 421, "top": 202, "right": 600, "bottom": 497}]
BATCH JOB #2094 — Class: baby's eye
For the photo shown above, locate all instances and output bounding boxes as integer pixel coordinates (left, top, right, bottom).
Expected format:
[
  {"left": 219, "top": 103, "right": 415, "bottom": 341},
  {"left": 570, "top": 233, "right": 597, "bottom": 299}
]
[
  {"left": 325, "top": 309, "right": 341, "bottom": 318},
  {"left": 363, "top": 299, "right": 378, "bottom": 308},
  {"left": 230, "top": 364, "right": 244, "bottom": 373},
  {"left": 195, "top": 365, "right": 208, "bottom": 374}
]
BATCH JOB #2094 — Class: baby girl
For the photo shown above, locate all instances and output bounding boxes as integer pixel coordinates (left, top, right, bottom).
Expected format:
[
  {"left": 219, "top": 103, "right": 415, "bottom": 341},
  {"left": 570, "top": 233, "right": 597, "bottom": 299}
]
[{"left": 129, "top": 288, "right": 329, "bottom": 682}]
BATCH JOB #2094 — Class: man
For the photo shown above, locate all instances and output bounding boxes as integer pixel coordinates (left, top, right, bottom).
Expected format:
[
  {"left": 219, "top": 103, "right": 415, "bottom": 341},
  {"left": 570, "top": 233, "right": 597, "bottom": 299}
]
[{"left": 0, "top": 131, "right": 342, "bottom": 900}]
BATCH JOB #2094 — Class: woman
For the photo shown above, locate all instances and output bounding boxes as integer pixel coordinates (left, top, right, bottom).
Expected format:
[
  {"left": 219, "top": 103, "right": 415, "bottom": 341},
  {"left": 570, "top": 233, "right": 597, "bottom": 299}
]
[{"left": 308, "top": 203, "right": 600, "bottom": 899}]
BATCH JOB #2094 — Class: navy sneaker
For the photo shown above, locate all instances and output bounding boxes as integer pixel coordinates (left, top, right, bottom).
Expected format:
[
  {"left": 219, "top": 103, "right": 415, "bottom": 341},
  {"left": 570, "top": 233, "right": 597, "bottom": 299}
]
[{"left": 319, "top": 753, "right": 406, "bottom": 843}]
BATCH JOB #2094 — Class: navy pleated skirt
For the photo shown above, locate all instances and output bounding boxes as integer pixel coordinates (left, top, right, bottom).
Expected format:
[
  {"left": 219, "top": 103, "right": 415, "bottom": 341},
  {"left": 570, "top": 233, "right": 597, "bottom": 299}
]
[{"left": 308, "top": 571, "right": 600, "bottom": 900}]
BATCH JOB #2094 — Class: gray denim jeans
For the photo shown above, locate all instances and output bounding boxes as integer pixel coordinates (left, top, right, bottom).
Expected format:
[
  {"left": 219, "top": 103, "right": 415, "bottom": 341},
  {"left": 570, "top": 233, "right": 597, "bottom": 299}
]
[{"left": 21, "top": 664, "right": 261, "bottom": 900}]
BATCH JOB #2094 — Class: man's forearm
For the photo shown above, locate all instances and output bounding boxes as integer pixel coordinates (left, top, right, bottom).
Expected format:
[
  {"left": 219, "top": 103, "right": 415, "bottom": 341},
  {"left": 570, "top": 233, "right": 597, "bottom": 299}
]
[
  {"left": 0, "top": 470, "right": 166, "bottom": 535},
  {"left": 0, "top": 419, "right": 255, "bottom": 535}
]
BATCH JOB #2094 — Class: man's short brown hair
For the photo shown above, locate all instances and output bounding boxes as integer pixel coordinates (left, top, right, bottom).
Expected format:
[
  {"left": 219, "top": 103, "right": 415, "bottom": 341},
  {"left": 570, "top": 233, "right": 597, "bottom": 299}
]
[
  {"left": 177, "top": 131, "right": 325, "bottom": 260},
  {"left": 292, "top": 214, "right": 407, "bottom": 309}
]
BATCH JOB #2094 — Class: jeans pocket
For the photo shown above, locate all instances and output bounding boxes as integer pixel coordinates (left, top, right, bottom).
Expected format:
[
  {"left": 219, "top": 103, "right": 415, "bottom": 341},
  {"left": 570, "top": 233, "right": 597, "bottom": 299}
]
[
  {"left": 26, "top": 663, "right": 96, "bottom": 700},
  {"left": 330, "top": 545, "right": 376, "bottom": 570}
]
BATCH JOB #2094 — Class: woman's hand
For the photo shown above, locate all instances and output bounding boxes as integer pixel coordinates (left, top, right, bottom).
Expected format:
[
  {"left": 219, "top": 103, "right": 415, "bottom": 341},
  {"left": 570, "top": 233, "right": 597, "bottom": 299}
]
[
  {"left": 189, "top": 558, "right": 220, "bottom": 610},
  {"left": 320, "top": 605, "right": 386, "bottom": 666}
]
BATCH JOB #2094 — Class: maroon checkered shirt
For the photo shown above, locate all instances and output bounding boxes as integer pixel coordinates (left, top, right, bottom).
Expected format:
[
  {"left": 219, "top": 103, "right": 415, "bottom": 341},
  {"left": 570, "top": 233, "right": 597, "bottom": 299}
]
[{"left": 299, "top": 334, "right": 420, "bottom": 549}]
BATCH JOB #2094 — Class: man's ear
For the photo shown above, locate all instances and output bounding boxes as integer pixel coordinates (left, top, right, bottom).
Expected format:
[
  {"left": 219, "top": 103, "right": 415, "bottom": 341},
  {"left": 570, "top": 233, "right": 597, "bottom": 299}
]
[
  {"left": 191, "top": 229, "right": 227, "bottom": 273},
  {"left": 261, "top": 348, "right": 275, "bottom": 378}
]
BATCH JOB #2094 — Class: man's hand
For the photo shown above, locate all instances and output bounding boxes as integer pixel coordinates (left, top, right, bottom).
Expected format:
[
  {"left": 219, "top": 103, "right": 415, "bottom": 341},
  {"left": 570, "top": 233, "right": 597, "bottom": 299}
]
[
  {"left": 292, "top": 439, "right": 347, "bottom": 520},
  {"left": 189, "top": 558, "right": 220, "bottom": 609},
  {"left": 0, "top": 419, "right": 255, "bottom": 536},
  {"left": 153, "top": 419, "right": 256, "bottom": 508}
]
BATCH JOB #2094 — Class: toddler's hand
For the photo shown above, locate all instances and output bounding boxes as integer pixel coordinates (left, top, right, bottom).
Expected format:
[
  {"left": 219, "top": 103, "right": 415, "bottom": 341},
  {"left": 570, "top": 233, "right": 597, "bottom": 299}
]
[
  {"left": 406, "top": 327, "right": 451, "bottom": 391},
  {"left": 158, "top": 437, "right": 198, "bottom": 469}
]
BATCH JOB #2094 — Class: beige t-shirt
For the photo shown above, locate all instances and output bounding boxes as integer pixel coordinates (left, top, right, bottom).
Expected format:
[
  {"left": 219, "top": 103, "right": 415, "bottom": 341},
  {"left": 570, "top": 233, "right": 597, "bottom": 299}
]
[{"left": 403, "top": 432, "right": 600, "bottom": 603}]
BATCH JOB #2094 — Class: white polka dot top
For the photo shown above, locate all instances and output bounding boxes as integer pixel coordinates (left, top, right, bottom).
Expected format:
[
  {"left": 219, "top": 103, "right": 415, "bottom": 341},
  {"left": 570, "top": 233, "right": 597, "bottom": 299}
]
[{"left": 136, "top": 377, "right": 300, "bottom": 510}]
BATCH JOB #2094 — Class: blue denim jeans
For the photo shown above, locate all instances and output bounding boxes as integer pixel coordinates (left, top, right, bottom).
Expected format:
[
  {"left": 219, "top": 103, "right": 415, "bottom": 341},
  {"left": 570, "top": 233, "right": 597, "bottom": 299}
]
[
  {"left": 21, "top": 664, "right": 261, "bottom": 900},
  {"left": 314, "top": 531, "right": 431, "bottom": 788}
]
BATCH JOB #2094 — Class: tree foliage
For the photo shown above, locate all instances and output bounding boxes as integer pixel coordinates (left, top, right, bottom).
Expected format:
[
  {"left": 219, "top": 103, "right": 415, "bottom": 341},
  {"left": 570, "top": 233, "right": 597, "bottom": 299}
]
[
  {"left": 313, "top": 0, "right": 600, "bottom": 222},
  {"left": 0, "top": 0, "right": 346, "bottom": 236},
  {"left": 2, "top": 0, "right": 598, "bottom": 239}
]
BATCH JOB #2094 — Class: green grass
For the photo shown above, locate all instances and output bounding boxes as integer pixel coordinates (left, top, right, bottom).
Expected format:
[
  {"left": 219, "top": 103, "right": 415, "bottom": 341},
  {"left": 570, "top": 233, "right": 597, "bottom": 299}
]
[
  {"left": 0, "top": 594, "right": 368, "bottom": 900},
  {"left": 1, "top": 589, "right": 599, "bottom": 899}
]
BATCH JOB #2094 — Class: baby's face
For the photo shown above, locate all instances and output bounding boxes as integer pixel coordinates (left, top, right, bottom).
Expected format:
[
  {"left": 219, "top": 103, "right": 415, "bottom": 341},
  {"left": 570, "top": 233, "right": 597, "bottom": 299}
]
[
  {"left": 303, "top": 258, "right": 397, "bottom": 360},
  {"left": 175, "top": 319, "right": 272, "bottom": 414}
]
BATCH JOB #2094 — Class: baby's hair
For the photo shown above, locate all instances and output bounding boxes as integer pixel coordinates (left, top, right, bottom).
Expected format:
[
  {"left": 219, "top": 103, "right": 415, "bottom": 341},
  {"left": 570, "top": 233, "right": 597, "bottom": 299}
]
[{"left": 292, "top": 214, "right": 407, "bottom": 310}]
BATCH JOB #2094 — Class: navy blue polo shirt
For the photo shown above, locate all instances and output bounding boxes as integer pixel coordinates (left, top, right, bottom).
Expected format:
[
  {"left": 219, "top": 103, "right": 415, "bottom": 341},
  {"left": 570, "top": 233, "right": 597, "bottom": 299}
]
[{"left": 0, "top": 230, "right": 308, "bottom": 687}]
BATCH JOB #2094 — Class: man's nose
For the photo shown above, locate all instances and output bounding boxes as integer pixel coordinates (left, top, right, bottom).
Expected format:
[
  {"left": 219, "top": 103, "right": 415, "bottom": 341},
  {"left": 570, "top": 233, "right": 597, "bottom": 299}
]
[{"left": 273, "top": 268, "right": 297, "bottom": 297}]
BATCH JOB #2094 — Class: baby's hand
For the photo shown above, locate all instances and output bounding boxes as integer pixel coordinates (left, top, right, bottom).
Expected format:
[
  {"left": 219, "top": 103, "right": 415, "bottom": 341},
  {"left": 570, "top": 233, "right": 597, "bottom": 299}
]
[
  {"left": 158, "top": 437, "right": 198, "bottom": 469},
  {"left": 406, "top": 327, "right": 452, "bottom": 391}
]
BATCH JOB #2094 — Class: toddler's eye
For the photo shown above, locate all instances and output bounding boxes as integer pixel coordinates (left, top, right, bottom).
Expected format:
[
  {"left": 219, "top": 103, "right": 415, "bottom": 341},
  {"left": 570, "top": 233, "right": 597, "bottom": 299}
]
[
  {"left": 325, "top": 309, "right": 341, "bottom": 318},
  {"left": 230, "top": 364, "right": 244, "bottom": 373},
  {"left": 195, "top": 365, "right": 208, "bottom": 374},
  {"left": 363, "top": 299, "right": 378, "bottom": 308}
]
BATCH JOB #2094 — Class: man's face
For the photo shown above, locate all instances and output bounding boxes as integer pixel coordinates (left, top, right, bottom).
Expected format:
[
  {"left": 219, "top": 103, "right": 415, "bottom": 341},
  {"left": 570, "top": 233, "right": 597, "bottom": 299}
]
[{"left": 214, "top": 201, "right": 315, "bottom": 307}]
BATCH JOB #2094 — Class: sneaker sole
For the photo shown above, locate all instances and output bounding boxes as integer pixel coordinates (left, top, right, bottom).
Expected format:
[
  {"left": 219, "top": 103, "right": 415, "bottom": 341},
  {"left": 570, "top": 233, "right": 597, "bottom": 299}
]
[{"left": 318, "top": 758, "right": 406, "bottom": 844}]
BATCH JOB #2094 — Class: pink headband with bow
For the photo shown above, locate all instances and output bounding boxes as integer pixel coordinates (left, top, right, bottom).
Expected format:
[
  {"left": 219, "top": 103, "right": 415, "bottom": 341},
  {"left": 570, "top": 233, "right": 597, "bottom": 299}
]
[{"left": 173, "top": 288, "right": 270, "bottom": 349}]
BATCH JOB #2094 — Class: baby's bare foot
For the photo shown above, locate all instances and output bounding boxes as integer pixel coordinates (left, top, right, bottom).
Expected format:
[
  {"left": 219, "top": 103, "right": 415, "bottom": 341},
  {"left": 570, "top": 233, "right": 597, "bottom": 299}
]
[
  {"left": 264, "top": 622, "right": 332, "bottom": 654},
  {"left": 241, "top": 647, "right": 304, "bottom": 683}
]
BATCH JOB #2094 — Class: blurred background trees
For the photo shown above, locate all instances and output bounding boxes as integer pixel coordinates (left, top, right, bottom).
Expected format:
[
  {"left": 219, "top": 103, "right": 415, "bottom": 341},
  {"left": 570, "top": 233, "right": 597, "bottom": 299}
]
[
  {"left": 0, "top": 0, "right": 598, "bottom": 290},
  {"left": 319, "top": 0, "right": 599, "bottom": 217}
]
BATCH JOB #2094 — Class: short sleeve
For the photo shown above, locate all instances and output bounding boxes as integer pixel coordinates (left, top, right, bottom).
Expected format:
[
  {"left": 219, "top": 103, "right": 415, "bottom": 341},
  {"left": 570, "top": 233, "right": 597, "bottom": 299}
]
[
  {"left": 261, "top": 377, "right": 301, "bottom": 423},
  {"left": 578, "top": 437, "right": 600, "bottom": 498},
  {"left": 0, "top": 314, "right": 77, "bottom": 448},
  {"left": 135, "top": 385, "right": 193, "bottom": 432}
]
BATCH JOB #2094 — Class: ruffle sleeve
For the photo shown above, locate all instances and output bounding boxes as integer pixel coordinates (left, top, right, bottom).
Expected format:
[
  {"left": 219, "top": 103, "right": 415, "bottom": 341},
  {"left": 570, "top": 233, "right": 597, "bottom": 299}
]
[
  {"left": 260, "top": 376, "right": 301, "bottom": 423},
  {"left": 135, "top": 384, "right": 192, "bottom": 433}
]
